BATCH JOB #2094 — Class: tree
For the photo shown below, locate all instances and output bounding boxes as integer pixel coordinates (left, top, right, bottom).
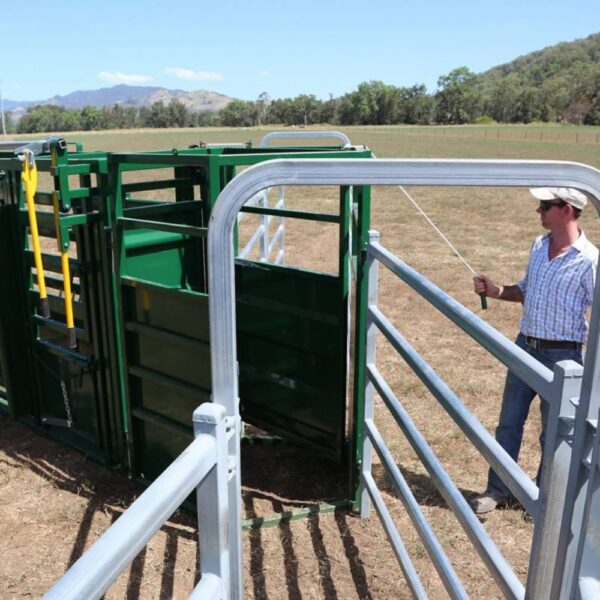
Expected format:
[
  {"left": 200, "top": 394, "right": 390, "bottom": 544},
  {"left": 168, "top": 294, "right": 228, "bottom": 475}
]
[
  {"left": 401, "top": 84, "right": 433, "bottom": 124},
  {"left": 143, "top": 101, "right": 171, "bottom": 128},
  {"left": 168, "top": 100, "right": 191, "bottom": 127},
  {"left": 291, "top": 94, "right": 320, "bottom": 126},
  {"left": 487, "top": 75, "right": 520, "bottom": 122},
  {"left": 80, "top": 105, "right": 102, "bottom": 130},
  {"left": 17, "top": 104, "right": 75, "bottom": 133},
  {"left": 319, "top": 94, "right": 339, "bottom": 124},
  {"left": 220, "top": 99, "right": 255, "bottom": 127},
  {"left": 256, "top": 92, "right": 271, "bottom": 126},
  {"left": 435, "top": 67, "right": 482, "bottom": 124}
]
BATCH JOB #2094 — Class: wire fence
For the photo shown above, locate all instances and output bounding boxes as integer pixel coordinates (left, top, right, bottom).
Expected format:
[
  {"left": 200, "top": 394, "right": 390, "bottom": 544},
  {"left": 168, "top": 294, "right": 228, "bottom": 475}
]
[{"left": 363, "top": 125, "right": 600, "bottom": 146}]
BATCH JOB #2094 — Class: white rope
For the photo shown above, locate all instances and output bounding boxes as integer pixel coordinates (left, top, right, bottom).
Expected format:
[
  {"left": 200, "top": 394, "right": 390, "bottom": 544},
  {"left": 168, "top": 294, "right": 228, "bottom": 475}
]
[{"left": 398, "top": 186, "right": 479, "bottom": 277}]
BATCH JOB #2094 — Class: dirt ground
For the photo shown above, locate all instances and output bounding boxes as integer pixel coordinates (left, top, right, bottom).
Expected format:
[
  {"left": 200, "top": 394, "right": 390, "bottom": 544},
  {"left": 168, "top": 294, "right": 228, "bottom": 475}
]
[
  {"left": 2, "top": 126, "right": 600, "bottom": 598},
  {"left": 0, "top": 412, "right": 533, "bottom": 600}
]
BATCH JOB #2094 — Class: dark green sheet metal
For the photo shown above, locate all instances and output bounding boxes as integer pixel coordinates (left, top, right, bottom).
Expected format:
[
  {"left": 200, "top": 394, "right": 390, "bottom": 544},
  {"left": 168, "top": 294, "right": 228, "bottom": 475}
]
[
  {"left": 237, "top": 260, "right": 346, "bottom": 459},
  {"left": 0, "top": 139, "right": 373, "bottom": 512}
]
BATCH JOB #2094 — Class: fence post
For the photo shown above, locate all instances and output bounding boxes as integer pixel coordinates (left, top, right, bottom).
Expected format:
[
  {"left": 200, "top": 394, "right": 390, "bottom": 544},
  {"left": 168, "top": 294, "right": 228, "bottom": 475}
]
[
  {"left": 277, "top": 185, "right": 285, "bottom": 264},
  {"left": 360, "top": 230, "right": 380, "bottom": 518},
  {"left": 259, "top": 190, "right": 269, "bottom": 261},
  {"left": 526, "top": 360, "right": 583, "bottom": 599},
  {"left": 194, "top": 402, "right": 231, "bottom": 599}
]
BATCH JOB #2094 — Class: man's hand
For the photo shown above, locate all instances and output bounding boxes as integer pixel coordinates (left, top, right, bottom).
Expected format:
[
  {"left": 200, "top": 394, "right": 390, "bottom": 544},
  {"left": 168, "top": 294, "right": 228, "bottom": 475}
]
[
  {"left": 473, "top": 275, "right": 524, "bottom": 303},
  {"left": 473, "top": 274, "right": 501, "bottom": 299}
]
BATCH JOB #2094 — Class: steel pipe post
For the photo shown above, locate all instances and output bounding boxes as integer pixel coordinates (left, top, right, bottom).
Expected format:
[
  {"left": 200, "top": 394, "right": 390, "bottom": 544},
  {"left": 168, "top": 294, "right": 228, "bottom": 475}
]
[
  {"left": 527, "top": 360, "right": 584, "bottom": 599},
  {"left": 194, "top": 403, "right": 230, "bottom": 599},
  {"left": 359, "top": 231, "right": 380, "bottom": 518}
]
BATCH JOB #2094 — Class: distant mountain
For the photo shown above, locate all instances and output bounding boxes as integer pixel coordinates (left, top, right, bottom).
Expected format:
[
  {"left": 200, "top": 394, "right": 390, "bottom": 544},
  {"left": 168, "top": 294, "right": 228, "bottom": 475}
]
[{"left": 5, "top": 84, "right": 233, "bottom": 120}]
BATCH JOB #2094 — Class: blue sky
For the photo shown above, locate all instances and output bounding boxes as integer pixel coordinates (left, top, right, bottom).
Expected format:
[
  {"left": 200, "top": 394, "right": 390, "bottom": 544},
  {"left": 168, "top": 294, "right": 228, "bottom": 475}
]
[{"left": 1, "top": 0, "right": 598, "bottom": 102}]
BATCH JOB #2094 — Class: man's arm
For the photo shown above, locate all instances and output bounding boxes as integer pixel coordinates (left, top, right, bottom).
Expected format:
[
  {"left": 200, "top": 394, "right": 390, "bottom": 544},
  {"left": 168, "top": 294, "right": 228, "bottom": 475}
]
[{"left": 473, "top": 275, "right": 524, "bottom": 303}]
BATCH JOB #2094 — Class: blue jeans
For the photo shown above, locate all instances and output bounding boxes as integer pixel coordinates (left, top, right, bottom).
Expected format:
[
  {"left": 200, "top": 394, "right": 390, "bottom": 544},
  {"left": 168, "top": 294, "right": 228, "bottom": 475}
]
[{"left": 487, "top": 333, "right": 583, "bottom": 498}]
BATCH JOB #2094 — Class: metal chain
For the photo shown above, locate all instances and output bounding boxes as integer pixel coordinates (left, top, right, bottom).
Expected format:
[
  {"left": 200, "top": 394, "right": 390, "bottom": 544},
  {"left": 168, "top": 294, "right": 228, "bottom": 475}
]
[
  {"left": 38, "top": 358, "right": 77, "bottom": 427},
  {"left": 60, "top": 378, "right": 74, "bottom": 427}
]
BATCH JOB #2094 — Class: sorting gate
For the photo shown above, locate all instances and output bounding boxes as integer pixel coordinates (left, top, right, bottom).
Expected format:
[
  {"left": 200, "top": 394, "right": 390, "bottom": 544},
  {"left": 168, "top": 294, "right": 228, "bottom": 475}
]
[
  {"left": 110, "top": 142, "right": 371, "bottom": 483},
  {"left": 0, "top": 142, "right": 123, "bottom": 463},
  {"left": 5, "top": 135, "right": 600, "bottom": 598},
  {"left": 0, "top": 135, "right": 372, "bottom": 493},
  {"left": 207, "top": 157, "right": 600, "bottom": 598}
]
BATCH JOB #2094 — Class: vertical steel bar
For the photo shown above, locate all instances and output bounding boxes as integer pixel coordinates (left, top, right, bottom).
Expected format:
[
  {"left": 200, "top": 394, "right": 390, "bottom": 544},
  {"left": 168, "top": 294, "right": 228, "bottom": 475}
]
[
  {"left": 351, "top": 185, "right": 372, "bottom": 509},
  {"left": 259, "top": 190, "right": 268, "bottom": 261},
  {"left": 360, "top": 231, "right": 379, "bottom": 517},
  {"left": 277, "top": 184, "right": 285, "bottom": 264},
  {"left": 560, "top": 265, "right": 600, "bottom": 598},
  {"left": 194, "top": 403, "right": 230, "bottom": 599},
  {"left": 526, "top": 360, "right": 583, "bottom": 599}
]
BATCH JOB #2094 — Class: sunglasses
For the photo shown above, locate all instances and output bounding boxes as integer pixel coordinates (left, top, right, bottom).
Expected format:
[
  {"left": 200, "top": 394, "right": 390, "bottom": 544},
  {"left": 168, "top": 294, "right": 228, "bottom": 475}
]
[{"left": 539, "top": 200, "right": 567, "bottom": 211}]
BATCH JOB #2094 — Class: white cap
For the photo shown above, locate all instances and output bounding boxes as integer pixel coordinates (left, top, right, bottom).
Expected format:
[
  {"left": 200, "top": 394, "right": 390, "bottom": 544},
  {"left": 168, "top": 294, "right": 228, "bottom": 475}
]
[{"left": 529, "top": 187, "right": 588, "bottom": 210}]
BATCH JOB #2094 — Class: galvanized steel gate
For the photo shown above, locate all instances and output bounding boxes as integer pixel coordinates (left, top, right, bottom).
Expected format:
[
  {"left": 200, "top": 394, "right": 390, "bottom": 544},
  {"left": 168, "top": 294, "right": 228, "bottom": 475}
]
[
  {"left": 208, "top": 158, "right": 600, "bottom": 598},
  {"left": 4, "top": 137, "right": 600, "bottom": 598}
]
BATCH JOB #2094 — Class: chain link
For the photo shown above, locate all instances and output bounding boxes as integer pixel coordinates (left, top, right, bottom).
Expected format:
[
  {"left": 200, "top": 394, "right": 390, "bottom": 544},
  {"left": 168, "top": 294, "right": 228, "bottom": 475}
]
[
  {"left": 60, "top": 379, "right": 74, "bottom": 427},
  {"left": 38, "top": 358, "right": 77, "bottom": 427}
]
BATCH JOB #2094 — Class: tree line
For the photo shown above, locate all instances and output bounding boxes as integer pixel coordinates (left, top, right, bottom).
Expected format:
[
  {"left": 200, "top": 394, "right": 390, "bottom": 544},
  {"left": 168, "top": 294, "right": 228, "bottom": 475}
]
[{"left": 10, "top": 50, "right": 600, "bottom": 134}]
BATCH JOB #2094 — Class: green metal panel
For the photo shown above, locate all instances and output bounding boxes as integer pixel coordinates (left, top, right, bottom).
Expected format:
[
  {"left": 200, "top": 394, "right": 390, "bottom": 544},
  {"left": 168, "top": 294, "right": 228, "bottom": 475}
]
[
  {"left": 0, "top": 200, "right": 36, "bottom": 417},
  {"left": 0, "top": 145, "right": 123, "bottom": 466},
  {"left": 121, "top": 279, "right": 211, "bottom": 480},
  {"left": 236, "top": 260, "right": 347, "bottom": 460},
  {"left": 108, "top": 144, "right": 373, "bottom": 482}
]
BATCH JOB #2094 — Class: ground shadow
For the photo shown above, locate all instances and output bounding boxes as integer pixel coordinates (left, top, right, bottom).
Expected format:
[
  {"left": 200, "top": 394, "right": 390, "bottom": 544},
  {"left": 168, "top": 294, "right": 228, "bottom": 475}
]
[
  {"left": 2, "top": 413, "right": 370, "bottom": 598},
  {"left": 0, "top": 414, "right": 198, "bottom": 599},
  {"left": 372, "top": 462, "right": 481, "bottom": 508}
]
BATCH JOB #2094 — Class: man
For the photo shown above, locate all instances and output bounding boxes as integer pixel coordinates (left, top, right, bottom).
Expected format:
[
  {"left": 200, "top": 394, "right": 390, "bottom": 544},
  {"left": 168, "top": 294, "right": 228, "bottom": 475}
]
[{"left": 471, "top": 187, "right": 598, "bottom": 515}]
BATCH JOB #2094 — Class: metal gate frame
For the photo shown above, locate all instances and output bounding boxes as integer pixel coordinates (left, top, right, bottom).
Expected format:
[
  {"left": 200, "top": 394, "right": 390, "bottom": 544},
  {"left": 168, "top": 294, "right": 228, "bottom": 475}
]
[{"left": 208, "top": 158, "right": 600, "bottom": 598}]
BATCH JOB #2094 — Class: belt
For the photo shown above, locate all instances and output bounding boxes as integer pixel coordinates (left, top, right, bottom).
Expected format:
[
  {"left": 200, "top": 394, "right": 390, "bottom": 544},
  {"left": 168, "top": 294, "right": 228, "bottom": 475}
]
[{"left": 523, "top": 335, "right": 581, "bottom": 350}]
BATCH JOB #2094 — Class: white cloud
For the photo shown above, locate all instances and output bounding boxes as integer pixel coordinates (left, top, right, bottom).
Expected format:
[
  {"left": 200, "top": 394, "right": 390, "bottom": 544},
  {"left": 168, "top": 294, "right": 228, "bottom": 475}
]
[
  {"left": 97, "top": 71, "right": 153, "bottom": 84},
  {"left": 164, "top": 68, "right": 223, "bottom": 81},
  {"left": 258, "top": 70, "right": 271, "bottom": 78},
  {"left": 12, "top": 83, "right": 23, "bottom": 90}
]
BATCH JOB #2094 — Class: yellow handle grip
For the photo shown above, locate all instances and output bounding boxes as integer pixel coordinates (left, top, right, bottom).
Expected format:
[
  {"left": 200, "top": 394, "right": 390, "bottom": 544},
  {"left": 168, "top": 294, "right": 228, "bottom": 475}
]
[{"left": 22, "top": 152, "right": 50, "bottom": 318}]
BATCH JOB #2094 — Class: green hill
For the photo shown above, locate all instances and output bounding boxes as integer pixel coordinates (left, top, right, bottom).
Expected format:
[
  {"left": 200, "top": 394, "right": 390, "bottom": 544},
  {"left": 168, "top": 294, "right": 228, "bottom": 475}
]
[{"left": 478, "top": 33, "right": 600, "bottom": 124}]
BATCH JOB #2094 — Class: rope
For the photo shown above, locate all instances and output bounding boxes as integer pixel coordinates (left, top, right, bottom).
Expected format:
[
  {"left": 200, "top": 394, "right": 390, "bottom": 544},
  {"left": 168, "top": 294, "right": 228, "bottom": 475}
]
[{"left": 397, "top": 186, "right": 478, "bottom": 277}]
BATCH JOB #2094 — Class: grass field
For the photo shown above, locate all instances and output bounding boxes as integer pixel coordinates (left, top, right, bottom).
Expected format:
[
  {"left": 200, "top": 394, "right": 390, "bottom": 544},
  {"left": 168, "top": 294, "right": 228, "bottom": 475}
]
[{"left": 2, "top": 124, "right": 600, "bottom": 599}]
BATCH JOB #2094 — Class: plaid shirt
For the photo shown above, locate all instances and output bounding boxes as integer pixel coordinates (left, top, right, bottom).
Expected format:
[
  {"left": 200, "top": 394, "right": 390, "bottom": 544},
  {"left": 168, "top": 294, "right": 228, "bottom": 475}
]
[{"left": 518, "top": 231, "right": 598, "bottom": 343}]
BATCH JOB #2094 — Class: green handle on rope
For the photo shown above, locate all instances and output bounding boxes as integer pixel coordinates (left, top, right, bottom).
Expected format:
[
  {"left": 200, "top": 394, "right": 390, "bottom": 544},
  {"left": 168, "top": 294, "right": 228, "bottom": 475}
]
[{"left": 480, "top": 293, "right": 488, "bottom": 310}]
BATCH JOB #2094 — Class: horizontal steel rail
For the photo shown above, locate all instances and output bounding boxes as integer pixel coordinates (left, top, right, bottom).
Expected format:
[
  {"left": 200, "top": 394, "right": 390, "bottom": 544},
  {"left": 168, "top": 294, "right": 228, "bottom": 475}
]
[
  {"left": 369, "top": 239, "right": 555, "bottom": 401},
  {"left": 368, "top": 363, "right": 525, "bottom": 599},
  {"left": 237, "top": 189, "right": 265, "bottom": 224},
  {"left": 368, "top": 302, "right": 539, "bottom": 516},
  {"left": 362, "top": 470, "right": 427, "bottom": 598},
  {"left": 207, "top": 158, "right": 600, "bottom": 599},
  {"left": 259, "top": 130, "right": 351, "bottom": 147},
  {"left": 240, "top": 204, "right": 340, "bottom": 223},
  {"left": 118, "top": 217, "right": 208, "bottom": 238},
  {"left": 44, "top": 403, "right": 230, "bottom": 600},
  {"left": 365, "top": 418, "right": 468, "bottom": 599}
]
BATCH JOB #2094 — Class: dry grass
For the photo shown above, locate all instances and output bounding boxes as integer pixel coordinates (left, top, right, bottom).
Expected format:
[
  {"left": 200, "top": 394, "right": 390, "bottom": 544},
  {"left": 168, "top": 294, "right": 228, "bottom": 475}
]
[{"left": 2, "top": 124, "right": 600, "bottom": 599}]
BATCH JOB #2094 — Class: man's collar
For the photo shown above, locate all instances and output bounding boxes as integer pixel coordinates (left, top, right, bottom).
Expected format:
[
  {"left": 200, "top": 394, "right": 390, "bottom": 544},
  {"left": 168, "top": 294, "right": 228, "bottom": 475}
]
[
  {"left": 572, "top": 229, "right": 587, "bottom": 252},
  {"left": 544, "top": 229, "right": 587, "bottom": 253}
]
